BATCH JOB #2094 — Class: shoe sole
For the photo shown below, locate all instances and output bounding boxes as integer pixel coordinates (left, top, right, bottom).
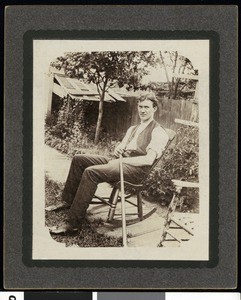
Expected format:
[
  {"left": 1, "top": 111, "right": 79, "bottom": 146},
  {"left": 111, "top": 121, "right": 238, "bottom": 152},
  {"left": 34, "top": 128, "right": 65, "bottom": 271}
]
[
  {"left": 45, "top": 204, "right": 71, "bottom": 212},
  {"left": 49, "top": 228, "right": 79, "bottom": 235}
]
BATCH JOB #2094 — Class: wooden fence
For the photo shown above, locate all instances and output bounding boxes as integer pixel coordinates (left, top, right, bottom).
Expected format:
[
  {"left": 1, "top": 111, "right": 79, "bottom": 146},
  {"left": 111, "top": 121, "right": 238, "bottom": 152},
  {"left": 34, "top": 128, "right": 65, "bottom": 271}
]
[
  {"left": 156, "top": 97, "right": 198, "bottom": 131},
  {"left": 62, "top": 96, "right": 199, "bottom": 141},
  {"left": 110, "top": 96, "right": 199, "bottom": 137}
]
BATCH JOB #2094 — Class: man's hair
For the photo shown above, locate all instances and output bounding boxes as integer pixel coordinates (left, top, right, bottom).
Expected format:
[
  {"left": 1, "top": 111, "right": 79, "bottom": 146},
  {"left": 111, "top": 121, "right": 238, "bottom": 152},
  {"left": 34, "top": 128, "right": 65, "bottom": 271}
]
[{"left": 138, "top": 92, "right": 158, "bottom": 108}]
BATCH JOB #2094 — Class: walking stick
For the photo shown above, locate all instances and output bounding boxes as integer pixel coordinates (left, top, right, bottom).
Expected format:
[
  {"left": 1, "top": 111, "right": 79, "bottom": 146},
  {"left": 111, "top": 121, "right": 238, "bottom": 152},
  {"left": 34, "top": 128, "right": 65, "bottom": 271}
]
[{"left": 119, "top": 154, "right": 128, "bottom": 247}]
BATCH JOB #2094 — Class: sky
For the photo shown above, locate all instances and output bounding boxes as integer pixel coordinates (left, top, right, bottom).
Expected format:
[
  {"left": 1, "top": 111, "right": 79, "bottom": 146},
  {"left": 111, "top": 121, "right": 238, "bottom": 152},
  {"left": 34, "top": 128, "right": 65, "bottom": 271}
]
[{"left": 34, "top": 39, "right": 208, "bottom": 83}]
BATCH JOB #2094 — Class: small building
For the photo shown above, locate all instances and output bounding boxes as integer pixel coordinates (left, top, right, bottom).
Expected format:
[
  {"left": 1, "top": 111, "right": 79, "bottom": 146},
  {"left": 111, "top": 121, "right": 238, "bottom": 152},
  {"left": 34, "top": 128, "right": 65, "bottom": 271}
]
[
  {"left": 45, "top": 68, "right": 199, "bottom": 138},
  {"left": 45, "top": 68, "right": 126, "bottom": 115}
]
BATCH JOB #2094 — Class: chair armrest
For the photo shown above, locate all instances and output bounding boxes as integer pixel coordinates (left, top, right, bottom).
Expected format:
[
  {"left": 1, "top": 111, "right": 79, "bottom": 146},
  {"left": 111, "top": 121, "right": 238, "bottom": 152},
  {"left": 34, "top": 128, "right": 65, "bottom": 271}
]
[
  {"left": 172, "top": 179, "right": 199, "bottom": 189},
  {"left": 174, "top": 118, "right": 199, "bottom": 127},
  {"left": 115, "top": 181, "right": 143, "bottom": 189}
]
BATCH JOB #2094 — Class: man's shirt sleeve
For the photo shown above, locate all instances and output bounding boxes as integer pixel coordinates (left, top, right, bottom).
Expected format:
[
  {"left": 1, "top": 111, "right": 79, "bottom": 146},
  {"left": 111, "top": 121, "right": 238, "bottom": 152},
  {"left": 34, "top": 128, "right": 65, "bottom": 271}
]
[{"left": 146, "top": 126, "right": 169, "bottom": 159}]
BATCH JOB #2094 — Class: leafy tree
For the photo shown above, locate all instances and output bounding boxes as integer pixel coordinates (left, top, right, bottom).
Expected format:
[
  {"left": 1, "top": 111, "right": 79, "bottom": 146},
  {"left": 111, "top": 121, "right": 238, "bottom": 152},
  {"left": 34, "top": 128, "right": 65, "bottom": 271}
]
[
  {"left": 51, "top": 51, "right": 156, "bottom": 143},
  {"left": 159, "top": 51, "right": 198, "bottom": 99}
]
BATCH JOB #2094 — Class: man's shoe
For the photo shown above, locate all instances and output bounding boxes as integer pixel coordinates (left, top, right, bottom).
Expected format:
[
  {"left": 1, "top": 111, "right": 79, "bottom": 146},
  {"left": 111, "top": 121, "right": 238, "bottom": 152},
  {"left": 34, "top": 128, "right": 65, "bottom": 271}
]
[
  {"left": 45, "top": 201, "right": 71, "bottom": 212},
  {"left": 49, "top": 222, "right": 79, "bottom": 235}
]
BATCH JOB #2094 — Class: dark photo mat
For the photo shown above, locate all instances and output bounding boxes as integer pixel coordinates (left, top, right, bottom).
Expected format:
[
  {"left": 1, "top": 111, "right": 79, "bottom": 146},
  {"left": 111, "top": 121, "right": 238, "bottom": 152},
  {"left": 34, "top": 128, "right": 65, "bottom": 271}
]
[
  {"left": 23, "top": 30, "right": 217, "bottom": 266},
  {"left": 4, "top": 5, "right": 237, "bottom": 289}
]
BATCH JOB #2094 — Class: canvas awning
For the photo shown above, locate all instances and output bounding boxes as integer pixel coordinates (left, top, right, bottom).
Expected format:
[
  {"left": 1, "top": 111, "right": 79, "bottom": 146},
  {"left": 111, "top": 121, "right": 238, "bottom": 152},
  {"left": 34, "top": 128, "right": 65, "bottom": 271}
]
[{"left": 53, "top": 74, "right": 126, "bottom": 102}]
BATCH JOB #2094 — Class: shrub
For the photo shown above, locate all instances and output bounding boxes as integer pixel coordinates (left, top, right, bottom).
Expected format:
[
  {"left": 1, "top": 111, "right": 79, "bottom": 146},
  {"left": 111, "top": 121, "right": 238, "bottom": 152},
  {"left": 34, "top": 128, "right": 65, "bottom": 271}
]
[
  {"left": 45, "top": 113, "right": 57, "bottom": 128},
  {"left": 45, "top": 97, "right": 116, "bottom": 157},
  {"left": 144, "top": 126, "right": 199, "bottom": 212}
]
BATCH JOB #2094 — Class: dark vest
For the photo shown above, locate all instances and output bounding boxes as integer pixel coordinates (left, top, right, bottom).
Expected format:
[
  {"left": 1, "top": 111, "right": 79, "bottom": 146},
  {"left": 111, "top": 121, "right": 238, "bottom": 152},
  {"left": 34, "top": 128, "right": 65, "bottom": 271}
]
[{"left": 125, "top": 120, "right": 161, "bottom": 157}]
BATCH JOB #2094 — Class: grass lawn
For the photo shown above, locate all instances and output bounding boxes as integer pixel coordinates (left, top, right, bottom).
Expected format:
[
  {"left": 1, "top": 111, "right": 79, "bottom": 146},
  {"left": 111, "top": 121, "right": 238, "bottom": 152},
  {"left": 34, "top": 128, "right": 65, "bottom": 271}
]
[{"left": 45, "top": 176, "right": 122, "bottom": 247}]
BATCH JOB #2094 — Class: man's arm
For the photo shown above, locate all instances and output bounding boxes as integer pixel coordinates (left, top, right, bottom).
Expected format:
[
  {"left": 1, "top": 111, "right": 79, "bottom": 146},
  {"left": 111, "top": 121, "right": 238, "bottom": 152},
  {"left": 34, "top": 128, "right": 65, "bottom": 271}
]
[
  {"left": 146, "top": 126, "right": 169, "bottom": 159},
  {"left": 113, "top": 143, "right": 125, "bottom": 157},
  {"left": 122, "top": 149, "right": 157, "bottom": 166},
  {"left": 113, "top": 126, "right": 134, "bottom": 157},
  {"left": 109, "top": 149, "right": 157, "bottom": 167}
]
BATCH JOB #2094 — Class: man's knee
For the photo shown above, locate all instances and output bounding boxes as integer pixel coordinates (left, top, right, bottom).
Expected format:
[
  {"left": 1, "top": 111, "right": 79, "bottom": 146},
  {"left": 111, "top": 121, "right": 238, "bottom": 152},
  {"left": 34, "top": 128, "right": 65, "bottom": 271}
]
[
  {"left": 72, "top": 154, "right": 84, "bottom": 161},
  {"left": 85, "top": 163, "right": 121, "bottom": 184},
  {"left": 83, "top": 166, "right": 98, "bottom": 182},
  {"left": 84, "top": 165, "right": 96, "bottom": 176},
  {"left": 71, "top": 154, "right": 88, "bottom": 166}
]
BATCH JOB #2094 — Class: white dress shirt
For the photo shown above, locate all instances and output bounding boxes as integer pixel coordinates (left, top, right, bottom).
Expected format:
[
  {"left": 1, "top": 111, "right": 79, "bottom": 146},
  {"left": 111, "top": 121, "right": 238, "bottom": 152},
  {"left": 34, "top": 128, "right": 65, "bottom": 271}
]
[{"left": 120, "top": 119, "right": 169, "bottom": 159}]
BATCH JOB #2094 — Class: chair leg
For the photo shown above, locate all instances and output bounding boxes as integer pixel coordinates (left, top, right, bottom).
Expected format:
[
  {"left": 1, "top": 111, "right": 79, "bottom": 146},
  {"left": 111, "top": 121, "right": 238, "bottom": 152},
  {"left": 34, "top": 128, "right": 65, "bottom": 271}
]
[
  {"left": 159, "top": 192, "right": 179, "bottom": 246},
  {"left": 106, "top": 187, "right": 120, "bottom": 222},
  {"left": 137, "top": 191, "right": 143, "bottom": 221}
]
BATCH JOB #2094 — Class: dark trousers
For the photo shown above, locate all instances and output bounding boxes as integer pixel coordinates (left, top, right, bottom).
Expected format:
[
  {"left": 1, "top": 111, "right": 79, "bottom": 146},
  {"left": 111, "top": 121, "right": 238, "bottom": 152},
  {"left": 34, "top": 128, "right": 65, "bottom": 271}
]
[{"left": 62, "top": 154, "right": 146, "bottom": 226}]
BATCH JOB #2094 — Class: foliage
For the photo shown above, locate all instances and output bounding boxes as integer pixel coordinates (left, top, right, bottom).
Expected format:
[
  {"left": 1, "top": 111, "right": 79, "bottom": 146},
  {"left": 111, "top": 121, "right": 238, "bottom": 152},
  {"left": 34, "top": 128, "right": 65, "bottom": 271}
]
[
  {"left": 45, "top": 128, "right": 115, "bottom": 159},
  {"left": 144, "top": 126, "right": 199, "bottom": 212},
  {"left": 46, "top": 97, "right": 89, "bottom": 137},
  {"left": 51, "top": 51, "right": 156, "bottom": 143},
  {"left": 45, "top": 98, "right": 115, "bottom": 157},
  {"left": 45, "top": 175, "right": 122, "bottom": 247},
  {"left": 51, "top": 51, "right": 156, "bottom": 89},
  {"left": 158, "top": 51, "right": 198, "bottom": 100}
]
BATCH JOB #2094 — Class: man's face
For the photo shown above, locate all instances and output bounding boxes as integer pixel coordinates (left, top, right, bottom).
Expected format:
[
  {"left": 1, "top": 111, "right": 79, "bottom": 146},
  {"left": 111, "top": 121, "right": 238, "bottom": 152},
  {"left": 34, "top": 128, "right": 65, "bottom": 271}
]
[{"left": 138, "top": 99, "right": 157, "bottom": 122}]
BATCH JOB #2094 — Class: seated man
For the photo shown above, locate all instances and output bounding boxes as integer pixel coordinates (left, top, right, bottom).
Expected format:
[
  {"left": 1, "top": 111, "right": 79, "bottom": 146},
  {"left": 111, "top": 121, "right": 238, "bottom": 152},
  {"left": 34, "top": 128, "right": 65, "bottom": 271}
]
[{"left": 49, "top": 93, "right": 169, "bottom": 234}]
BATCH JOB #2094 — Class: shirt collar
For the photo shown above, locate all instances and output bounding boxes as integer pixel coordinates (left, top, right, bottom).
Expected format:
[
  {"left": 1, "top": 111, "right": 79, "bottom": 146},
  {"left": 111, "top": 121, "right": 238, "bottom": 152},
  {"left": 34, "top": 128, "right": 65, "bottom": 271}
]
[{"left": 139, "top": 118, "right": 154, "bottom": 129}]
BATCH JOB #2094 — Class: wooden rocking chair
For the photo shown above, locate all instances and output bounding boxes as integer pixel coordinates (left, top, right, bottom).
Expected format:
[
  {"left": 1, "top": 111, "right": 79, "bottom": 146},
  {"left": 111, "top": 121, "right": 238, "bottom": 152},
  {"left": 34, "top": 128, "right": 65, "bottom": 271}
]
[{"left": 91, "top": 127, "right": 176, "bottom": 226}]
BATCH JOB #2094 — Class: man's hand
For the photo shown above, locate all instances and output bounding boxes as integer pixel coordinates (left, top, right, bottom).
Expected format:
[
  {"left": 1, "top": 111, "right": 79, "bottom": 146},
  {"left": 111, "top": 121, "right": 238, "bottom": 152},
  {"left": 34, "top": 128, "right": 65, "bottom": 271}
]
[
  {"left": 121, "top": 149, "right": 157, "bottom": 167},
  {"left": 113, "top": 143, "right": 125, "bottom": 158},
  {"left": 109, "top": 149, "right": 156, "bottom": 167}
]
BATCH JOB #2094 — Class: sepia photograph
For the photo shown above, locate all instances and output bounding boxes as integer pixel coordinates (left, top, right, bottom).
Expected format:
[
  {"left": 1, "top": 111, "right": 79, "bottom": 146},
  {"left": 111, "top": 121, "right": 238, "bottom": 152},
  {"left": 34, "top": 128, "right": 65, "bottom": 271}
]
[{"left": 32, "top": 39, "right": 209, "bottom": 261}]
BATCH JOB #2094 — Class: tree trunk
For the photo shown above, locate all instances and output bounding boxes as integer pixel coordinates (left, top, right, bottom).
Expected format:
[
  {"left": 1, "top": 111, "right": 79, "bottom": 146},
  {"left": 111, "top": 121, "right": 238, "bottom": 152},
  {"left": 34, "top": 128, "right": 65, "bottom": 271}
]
[
  {"left": 173, "top": 78, "right": 180, "bottom": 99},
  {"left": 94, "top": 97, "right": 104, "bottom": 144},
  {"left": 170, "top": 51, "right": 178, "bottom": 99},
  {"left": 173, "top": 63, "right": 187, "bottom": 99},
  {"left": 94, "top": 81, "right": 107, "bottom": 144},
  {"left": 65, "top": 95, "right": 71, "bottom": 120},
  {"left": 159, "top": 51, "right": 171, "bottom": 97}
]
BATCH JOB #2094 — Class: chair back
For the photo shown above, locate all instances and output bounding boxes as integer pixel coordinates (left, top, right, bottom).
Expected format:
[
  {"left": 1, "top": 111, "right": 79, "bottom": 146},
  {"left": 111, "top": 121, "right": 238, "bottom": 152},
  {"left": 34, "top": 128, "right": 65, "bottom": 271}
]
[{"left": 164, "top": 128, "right": 176, "bottom": 142}]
